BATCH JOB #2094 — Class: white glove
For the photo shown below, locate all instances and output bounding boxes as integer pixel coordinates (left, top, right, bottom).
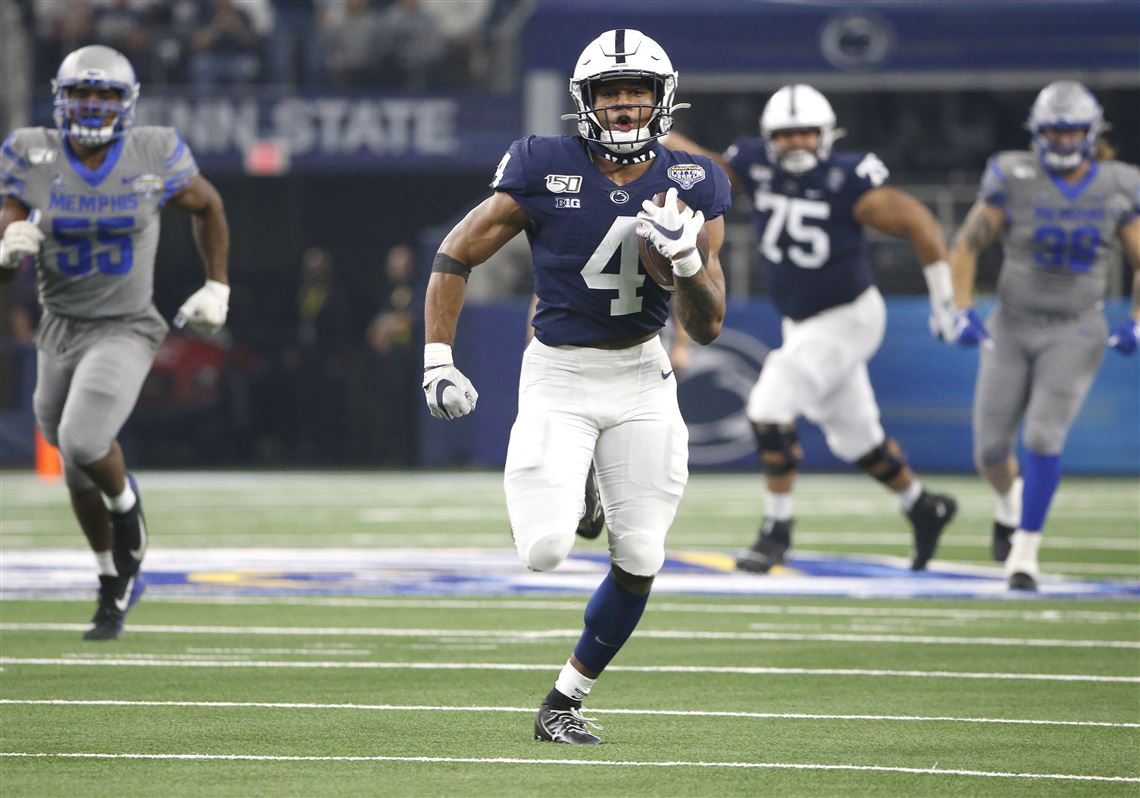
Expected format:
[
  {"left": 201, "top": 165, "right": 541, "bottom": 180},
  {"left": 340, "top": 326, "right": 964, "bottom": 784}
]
[
  {"left": 423, "top": 343, "right": 478, "bottom": 420},
  {"left": 175, "top": 280, "right": 230, "bottom": 333},
  {"left": 636, "top": 187, "right": 705, "bottom": 278},
  {"left": 0, "top": 213, "right": 44, "bottom": 270},
  {"left": 922, "top": 260, "right": 957, "bottom": 342}
]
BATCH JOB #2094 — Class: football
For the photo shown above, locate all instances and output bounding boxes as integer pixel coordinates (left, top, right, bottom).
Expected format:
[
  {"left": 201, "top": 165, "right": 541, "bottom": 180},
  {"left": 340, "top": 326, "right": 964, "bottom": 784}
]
[{"left": 637, "top": 192, "right": 708, "bottom": 292}]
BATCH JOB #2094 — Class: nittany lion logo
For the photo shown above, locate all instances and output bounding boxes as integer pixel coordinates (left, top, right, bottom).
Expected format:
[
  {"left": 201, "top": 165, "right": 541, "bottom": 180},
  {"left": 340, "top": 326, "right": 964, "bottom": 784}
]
[{"left": 667, "top": 164, "right": 706, "bottom": 190}]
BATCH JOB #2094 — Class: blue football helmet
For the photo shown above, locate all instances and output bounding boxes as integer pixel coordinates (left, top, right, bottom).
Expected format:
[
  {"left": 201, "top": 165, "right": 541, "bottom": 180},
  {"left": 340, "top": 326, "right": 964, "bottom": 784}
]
[
  {"left": 52, "top": 45, "right": 140, "bottom": 147},
  {"left": 1026, "top": 81, "right": 1104, "bottom": 171}
]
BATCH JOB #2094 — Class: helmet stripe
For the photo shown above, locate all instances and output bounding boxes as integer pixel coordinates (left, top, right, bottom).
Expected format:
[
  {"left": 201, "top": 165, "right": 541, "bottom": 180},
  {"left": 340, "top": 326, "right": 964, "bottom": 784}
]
[{"left": 615, "top": 29, "right": 626, "bottom": 64}]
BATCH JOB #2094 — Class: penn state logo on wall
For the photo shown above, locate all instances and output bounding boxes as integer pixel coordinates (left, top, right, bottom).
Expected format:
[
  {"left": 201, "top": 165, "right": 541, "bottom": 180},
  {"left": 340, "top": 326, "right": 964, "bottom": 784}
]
[
  {"left": 677, "top": 327, "right": 770, "bottom": 466},
  {"left": 819, "top": 10, "right": 896, "bottom": 72}
]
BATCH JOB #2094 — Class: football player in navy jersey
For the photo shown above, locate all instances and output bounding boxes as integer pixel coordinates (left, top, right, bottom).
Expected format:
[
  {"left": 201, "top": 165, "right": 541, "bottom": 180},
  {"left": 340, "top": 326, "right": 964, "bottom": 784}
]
[
  {"left": 422, "top": 29, "right": 730, "bottom": 744},
  {"left": 666, "top": 84, "right": 958, "bottom": 574}
]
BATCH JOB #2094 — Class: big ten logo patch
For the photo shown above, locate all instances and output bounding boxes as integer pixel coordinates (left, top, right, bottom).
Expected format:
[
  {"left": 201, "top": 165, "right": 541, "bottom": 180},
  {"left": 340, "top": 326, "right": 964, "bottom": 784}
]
[{"left": 555, "top": 197, "right": 581, "bottom": 209}]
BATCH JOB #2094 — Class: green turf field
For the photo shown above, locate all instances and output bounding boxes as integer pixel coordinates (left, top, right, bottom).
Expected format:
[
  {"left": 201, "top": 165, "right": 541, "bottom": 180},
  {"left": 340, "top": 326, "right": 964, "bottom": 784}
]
[{"left": 1, "top": 471, "right": 1137, "bottom": 796}]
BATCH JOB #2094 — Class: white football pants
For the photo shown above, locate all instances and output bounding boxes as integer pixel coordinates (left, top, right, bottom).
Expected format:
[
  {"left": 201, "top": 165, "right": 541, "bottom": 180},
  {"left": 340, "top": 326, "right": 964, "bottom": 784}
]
[
  {"left": 746, "top": 286, "right": 887, "bottom": 462},
  {"left": 504, "top": 336, "right": 688, "bottom": 577}
]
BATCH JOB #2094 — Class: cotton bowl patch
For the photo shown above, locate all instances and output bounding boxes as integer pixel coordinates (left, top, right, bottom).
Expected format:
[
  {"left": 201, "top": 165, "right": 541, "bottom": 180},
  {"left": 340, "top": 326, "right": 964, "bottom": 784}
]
[{"left": 667, "top": 163, "right": 706, "bottom": 190}]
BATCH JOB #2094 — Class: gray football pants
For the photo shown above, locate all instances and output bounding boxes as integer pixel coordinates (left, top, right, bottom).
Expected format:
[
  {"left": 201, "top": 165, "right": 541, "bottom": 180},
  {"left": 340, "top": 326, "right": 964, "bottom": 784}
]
[
  {"left": 973, "top": 304, "right": 1107, "bottom": 465},
  {"left": 33, "top": 312, "right": 165, "bottom": 490}
]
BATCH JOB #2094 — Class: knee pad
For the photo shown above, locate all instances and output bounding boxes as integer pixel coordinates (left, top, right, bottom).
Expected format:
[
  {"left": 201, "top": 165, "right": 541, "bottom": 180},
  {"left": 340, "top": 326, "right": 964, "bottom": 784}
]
[
  {"left": 55, "top": 418, "right": 112, "bottom": 469},
  {"left": 517, "top": 530, "right": 574, "bottom": 572},
  {"left": 754, "top": 423, "right": 802, "bottom": 477},
  {"left": 610, "top": 532, "right": 665, "bottom": 577},
  {"left": 855, "top": 438, "right": 907, "bottom": 485},
  {"left": 62, "top": 458, "right": 96, "bottom": 491}
]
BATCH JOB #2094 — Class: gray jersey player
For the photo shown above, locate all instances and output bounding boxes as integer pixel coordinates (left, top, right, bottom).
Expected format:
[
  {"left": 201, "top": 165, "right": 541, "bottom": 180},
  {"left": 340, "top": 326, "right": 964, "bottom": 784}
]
[
  {"left": 0, "top": 45, "right": 231, "bottom": 638},
  {"left": 938, "top": 81, "right": 1140, "bottom": 591}
]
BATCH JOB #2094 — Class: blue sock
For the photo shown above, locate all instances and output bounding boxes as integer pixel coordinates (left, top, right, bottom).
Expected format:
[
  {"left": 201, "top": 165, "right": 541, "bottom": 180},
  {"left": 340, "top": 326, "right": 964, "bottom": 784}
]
[
  {"left": 1020, "top": 450, "right": 1061, "bottom": 532},
  {"left": 572, "top": 572, "right": 650, "bottom": 674}
]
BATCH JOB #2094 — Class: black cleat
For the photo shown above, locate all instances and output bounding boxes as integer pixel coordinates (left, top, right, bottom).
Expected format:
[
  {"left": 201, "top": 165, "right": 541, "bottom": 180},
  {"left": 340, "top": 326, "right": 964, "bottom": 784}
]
[
  {"left": 907, "top": 491, "right": 957, "bottom": 571},
  {"left": 534, "top": 702, "right": 603, "bottom": 745},
  {"left": 576, "top": 463, "right": 605, "bottom": 540},
  {"left": 1008, "top": 571, "right": 1038, "bottom": 592},
  {"left": 736, "top": 517, "right": 794, "bottom": 574},
  {"left": 83, "top": 574, "right": 145, "bottom": 641},
  {"left": 110, "top": 474, "right": 148, "bottom": 580},
  {"left": 992, "top": 521, "right": 1014, "bottom": 562}
]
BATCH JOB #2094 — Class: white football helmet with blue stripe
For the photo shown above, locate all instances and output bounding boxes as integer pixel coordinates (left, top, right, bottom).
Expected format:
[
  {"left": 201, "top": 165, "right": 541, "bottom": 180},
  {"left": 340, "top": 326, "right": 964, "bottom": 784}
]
[
  {"left": 1027, "top": 80, "right": 1105, "bottom": 171},
  {"left": 52, "top": 45, "right": 140, "bottom": 148},
  {"left": 566, "top": 29, "right": 683, "bottom": 158},
  {"left": 760, "top": 84, "right": 839, "bottom": 175}
]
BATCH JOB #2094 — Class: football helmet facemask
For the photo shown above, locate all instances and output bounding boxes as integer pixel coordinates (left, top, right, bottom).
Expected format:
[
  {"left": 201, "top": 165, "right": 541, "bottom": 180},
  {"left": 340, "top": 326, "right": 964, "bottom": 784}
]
[
  {"left": 1026, "top": 80, "right": 1104, "bottom": 172},
  {"left": 52, "top": 45, "right": 140, "bottom": 148},
  {"left": 760, "top": 84, "right": 840, "bottom": 175},
  {"left": 564, "top": 29, "right": 687, "bottom": 162}
]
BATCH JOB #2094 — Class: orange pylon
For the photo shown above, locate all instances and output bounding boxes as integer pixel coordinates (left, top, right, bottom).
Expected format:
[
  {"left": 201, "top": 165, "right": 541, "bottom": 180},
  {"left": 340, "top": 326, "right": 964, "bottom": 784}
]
[{"left": 34, "top": 426, "right": 62, "bottom": 481}]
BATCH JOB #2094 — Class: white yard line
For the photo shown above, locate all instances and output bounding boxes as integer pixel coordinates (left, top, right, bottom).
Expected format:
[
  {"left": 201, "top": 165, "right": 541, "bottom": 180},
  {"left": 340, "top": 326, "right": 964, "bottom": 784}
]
[
  {"left": 1, "top": 658, "right": 1135, "bottom": 683},
  {"left": 3, "top": 623, "right": 1136, "bottom": 649},
  {"left": 29, "top": 594, "right": 1133, "bottom": 623},
  {"left": 0, "top": 751, "right": 1136, "bottom": 782},
  {"left": 3, "top": 699, "right": 1136, "bottom": 729}
]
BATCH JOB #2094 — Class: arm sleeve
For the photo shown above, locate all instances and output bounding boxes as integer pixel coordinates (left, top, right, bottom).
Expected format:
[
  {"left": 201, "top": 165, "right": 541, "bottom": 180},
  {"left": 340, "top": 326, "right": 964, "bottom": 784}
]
[
  {"left": 979, "top": 155, "right": 1007, "bottom": 208},
  {"left": 160, "top": 129, "right": 200, "bottom": 204},
  {"left": 0, "top": 132, "right": 30, "bottom": 202}
]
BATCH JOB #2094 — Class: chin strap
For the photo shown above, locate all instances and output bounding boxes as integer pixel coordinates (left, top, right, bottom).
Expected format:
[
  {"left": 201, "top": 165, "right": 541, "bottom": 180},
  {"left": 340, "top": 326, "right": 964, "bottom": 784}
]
[{"left": 585, "top": 139, "right": 657, "bottom": 165}]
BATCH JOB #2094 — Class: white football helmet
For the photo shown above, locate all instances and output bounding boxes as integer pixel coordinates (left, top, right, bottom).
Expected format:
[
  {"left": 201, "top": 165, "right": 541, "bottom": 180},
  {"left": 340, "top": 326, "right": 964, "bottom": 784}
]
[
  {"left": 760, "top": 84, "right": 838, "bottom": 174},
  {"left": 52, "top": 45, "right": 140, "bottom": 147},
  {"left": 1026, "top": 80, "right": 1104, "bottom": 171},
  {"left": 565, "top": 29, "right": 685, "bottom": 159}
]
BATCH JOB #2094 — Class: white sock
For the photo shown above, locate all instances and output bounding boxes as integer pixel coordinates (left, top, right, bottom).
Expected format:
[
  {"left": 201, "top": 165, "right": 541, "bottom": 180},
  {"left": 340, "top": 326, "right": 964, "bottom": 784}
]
[
  {"left": 94, "top": 550, "right": 117, "bottom": 576},
  {"left": 995, "top": 478, "right": 1023, "bottom": 527},
  {"left": 897, "top": 479, "right": 923, "bottom": 512},
  {"left": 554, "top": 660, "right": 596, "bottom": 703},
  {"left": 1005, "top": 530, "right": 1041, "bottom": 578},
  {"left": 103, "top": 482, "right": 137, "bottom": 514},
  {"left": 765, "top": 491, "right": 793, "bottom": 521}
]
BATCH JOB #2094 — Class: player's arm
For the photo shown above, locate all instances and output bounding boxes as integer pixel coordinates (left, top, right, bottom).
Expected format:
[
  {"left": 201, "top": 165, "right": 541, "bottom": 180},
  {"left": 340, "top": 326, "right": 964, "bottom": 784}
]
[
  {"left": 948, "top": 199, "right": 1004, "bottom": 309},
  {"left": 167, "top": 174, "right": 232, "bottom": 332},
  {"left": 1107, "top": 218, "right": 1140, "bottom": 353},
  {"left": 672, "top": 214, "right": 726, "bottom": 345},
  {"left": 853, "top": 186, "right": 958, "bottom": 341},
  {"left": 939, "top": 199, "right": 1006, "bottom": 347},
  {"left": 663, "top": 131, "right": 742, "bottom": 192},
  {"left": 423, "top": 191, "right": 530, "bottom": 420},
  {"left": 0, "top": 196, "right": 39, "bottom": 285}
]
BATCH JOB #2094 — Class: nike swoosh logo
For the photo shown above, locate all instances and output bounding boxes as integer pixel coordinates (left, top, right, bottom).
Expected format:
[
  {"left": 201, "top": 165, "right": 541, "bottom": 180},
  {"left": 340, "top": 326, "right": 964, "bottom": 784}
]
[
  {"left": 648, "top": 220, "right": 684, "bottom": 241},
  {"left": 435, "top": 379, "right": 456, "bottom": 419},
  {"left": 115, "top": 576, "right": 135, "bottom": 612},
  {"left": 130, "top": 516, "right": 148, "bottom": 561},
  {"left": 594, "top": 635, "right": 619, "bottom": 648},
  {"left": 121, "top": 174, "right": 141, "bottom": 184},
  {"left": 661, "top": 369, "right": 673, "bottom": 380}
]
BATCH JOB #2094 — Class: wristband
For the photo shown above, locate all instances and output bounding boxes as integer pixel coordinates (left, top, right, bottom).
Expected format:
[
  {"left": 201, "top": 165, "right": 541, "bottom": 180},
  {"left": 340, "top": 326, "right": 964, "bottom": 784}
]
[
  {"left": 424, "top": 342, "right": 454, "bottom": 369},
  {"left": 671, "top": 249, "right": 703, "bottom": 279},
  {"left": 922, "top": 260, "right": 953, "bottom": 305}
]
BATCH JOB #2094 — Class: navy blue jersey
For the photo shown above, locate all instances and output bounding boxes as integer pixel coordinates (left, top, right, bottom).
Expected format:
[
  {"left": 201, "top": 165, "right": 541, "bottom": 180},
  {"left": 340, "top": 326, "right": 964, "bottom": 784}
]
[
  {"left": 493, "top": 136, "right": 731, "bottom": 346},
  {"left": 726, "top": 138, "right": 887, "bottom": 321}
]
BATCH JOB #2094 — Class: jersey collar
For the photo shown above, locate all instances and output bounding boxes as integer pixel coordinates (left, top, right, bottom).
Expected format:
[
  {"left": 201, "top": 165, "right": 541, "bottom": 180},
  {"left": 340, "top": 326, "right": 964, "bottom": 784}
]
[{"left": 63, "top": 135, "right": 125, "bottom": 189}]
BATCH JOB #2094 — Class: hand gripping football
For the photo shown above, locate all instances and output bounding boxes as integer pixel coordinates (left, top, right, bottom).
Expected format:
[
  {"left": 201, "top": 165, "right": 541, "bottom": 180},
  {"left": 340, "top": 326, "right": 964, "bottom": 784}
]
[{"left": 637, "top": 192, "right": 708, "bottom": 291}]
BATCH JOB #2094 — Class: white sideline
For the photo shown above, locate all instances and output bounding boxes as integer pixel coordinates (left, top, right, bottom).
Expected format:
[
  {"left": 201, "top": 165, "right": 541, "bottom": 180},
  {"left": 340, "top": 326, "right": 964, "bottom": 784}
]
[
  {"left": 1, "top": 752, "right": 1137, "bottom": 782},
  {"left": 3, "top": 699, "right": 1137, "bottom": 728},
  {"left": 1, "top": 657, "right": 1136, "bottom": 683},
  {"left": 3, "top": 623, "right": 1137, "bottom": 649}
]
